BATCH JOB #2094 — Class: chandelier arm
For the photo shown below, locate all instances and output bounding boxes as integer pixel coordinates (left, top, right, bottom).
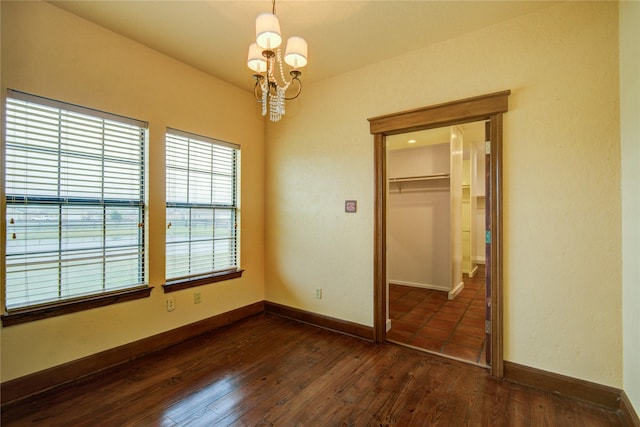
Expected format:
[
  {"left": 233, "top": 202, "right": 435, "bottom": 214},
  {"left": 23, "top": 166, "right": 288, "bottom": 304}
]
[
  {"left": 284, "top": 72, "right": 302, "bottom": 101},
  {"left": 253, "top": 75, "right": 265, "bottom": 101}
]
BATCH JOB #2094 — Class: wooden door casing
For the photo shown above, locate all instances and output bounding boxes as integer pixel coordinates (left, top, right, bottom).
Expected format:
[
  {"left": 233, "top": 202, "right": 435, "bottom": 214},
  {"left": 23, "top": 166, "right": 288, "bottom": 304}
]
[{"left": 369, "top": 90, "right": 509, "bottom": 377}]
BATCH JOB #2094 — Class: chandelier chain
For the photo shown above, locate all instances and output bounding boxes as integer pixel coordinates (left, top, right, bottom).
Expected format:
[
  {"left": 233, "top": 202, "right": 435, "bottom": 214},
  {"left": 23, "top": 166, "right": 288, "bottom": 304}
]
[{"left": 276, "top": 50, "right": 291, "bottom": 91}]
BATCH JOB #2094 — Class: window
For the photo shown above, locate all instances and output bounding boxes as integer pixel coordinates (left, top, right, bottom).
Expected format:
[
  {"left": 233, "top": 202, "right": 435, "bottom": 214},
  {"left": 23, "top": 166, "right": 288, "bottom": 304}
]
[
  {"left": 4, "top": 90, "right": 148, "bottom": 313},
  {"left": 165, "top": 128, "right": 240, "bottom": 289}
]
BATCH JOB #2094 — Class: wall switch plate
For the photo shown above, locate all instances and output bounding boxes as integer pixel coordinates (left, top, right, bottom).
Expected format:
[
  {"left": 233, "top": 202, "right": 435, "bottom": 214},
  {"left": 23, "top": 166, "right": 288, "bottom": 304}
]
[
  {"left": 166, "top": 297, "right": 175, "bottom": 312},
  {"left": 194, "top": 292, "right": 201, "bottom": 304},
  {"left": 345, "top": 200, "right": 357, "bottom": 213},
  {"left": 315, "top": 288, "right": 323, "bottom": 299}
]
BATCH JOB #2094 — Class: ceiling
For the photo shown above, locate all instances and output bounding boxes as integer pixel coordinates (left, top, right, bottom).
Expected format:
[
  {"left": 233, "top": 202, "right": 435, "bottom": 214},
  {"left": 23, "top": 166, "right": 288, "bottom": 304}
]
[
  {"left": 387, "top": 121, "right": 485, "bottom": 152},
  {"left": 48, "top": 1, "right": 556, "bottom": 92}
]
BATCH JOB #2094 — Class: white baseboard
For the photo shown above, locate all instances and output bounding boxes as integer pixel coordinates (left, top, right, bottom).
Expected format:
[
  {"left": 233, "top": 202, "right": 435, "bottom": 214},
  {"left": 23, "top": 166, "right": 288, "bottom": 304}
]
[
  {"left": 448, "top": 281, "right": 464, "bottom": 300},
  {"left": 386, "top": 318, "right": 392, "bottom": 332},
  {"left": 468, "top": 265, "right": 479, "bottom": 278},
  {"left": 389, "top": 279, "right": 449, "bottom": 293}
]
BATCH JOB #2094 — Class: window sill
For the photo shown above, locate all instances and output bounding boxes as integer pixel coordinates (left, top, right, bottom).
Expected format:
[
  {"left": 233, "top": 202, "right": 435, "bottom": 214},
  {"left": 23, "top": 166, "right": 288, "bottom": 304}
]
[
  {"left": 163, "top": 269, "right": 244, "bottom": 293},
  {"left": 1, "top": 286, "right": 153, "bottom": 327}
]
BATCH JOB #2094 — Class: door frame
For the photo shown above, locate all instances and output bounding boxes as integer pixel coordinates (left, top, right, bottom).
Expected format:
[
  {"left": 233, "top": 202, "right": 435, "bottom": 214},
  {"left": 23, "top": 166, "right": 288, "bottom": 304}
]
[{"left": 368, "top": 90, "right": 510, "bottom": 377}]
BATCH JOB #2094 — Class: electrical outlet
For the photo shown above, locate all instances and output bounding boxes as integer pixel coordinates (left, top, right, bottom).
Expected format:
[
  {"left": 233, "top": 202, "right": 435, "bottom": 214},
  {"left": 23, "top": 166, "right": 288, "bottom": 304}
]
[
  {"left": 166, "top": 297, "right": 175, "bottom": 312},
  {"left": 315, "top": 288, "right": 322, "bottom": 299},
  {"left": 194, "top": 292, "right": 201, "bottom": 304}
]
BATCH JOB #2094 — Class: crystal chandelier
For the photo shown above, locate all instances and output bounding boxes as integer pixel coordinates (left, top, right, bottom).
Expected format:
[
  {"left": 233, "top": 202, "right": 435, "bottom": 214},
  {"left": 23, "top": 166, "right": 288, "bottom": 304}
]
[{"left": 247, "top": 0, "right": 308, "bottom": 122}]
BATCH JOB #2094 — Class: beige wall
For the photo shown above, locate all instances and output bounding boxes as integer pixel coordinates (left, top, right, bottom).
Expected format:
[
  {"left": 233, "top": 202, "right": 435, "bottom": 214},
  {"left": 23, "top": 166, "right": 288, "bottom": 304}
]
[
  {"left": 1, "top": 0, "right": 636, "bottom": 410},
  {"left": 266, "top": 1, "right": 623, "bottom": 387},
  {"left": 0, "top": 1, "right": 265, "bottom": 381},
  {"left": 620, "top": 0, "right": 640, "bottom": 413}
]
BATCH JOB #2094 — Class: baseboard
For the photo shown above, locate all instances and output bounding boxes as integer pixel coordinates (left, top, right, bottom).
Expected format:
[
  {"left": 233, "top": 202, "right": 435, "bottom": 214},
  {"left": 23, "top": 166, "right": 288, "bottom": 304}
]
[
  {"left": 0, "top": 301, "right": 265, "bottom": 407},
  {"left": 390, "top": 280, "right": 463, "bottom": 301},
  {"left": 448, "top": 281, "right": 464, "bottom": 300},
  {"left": 505, "top": 365, "right": 640, "bottom": 425},
  {"left": 6, "top": 302, "right": 637, "bottom": 423},
  {"left": 503, "top": 361, "right": 621, "bottom": 410},
  {"left": 264, "top": 301, "right": 374, "bottom": 342},
  {"left": 388, "top": 280, "right": 449, "bottom": 293},
  {"left": 621, "top": 390, "right": 640, "bottom": 427},
  {"left": 468, "top": 265, "right": 479, "bottom": 278}
]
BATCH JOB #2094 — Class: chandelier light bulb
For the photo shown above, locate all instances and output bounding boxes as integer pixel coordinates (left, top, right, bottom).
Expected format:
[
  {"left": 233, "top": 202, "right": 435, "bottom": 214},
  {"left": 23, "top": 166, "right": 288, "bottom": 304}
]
[{"left": 255, "top": 13, "right": 282, "bottom": 50}]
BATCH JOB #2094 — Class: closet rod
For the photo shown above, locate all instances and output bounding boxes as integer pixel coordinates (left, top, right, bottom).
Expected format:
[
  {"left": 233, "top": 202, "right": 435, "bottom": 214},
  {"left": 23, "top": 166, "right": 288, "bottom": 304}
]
[{"left": 388, "top": 173, "right": 450, "bottom": 183}]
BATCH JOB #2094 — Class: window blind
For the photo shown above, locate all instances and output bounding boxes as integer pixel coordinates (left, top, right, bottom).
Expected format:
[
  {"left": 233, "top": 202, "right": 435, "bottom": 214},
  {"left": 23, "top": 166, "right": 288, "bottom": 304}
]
[
  {"left": 165, "top": 128, "right": 239, "bottom": 281},
  {"left": 4, "top": 90, "right": 147, "bottom": 310}
]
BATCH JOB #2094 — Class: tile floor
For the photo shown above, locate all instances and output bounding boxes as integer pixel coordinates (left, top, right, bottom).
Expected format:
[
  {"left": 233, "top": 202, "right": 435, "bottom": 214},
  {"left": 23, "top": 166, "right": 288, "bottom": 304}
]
[{"left": 387, "top": 265, "right": 487, "bottom": 365}]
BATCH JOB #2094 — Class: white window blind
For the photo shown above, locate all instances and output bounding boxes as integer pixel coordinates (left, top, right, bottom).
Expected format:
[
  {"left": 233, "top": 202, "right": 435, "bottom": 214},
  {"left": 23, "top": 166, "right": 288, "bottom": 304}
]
[
  {"left": 166, "top": 128, "right": 239, "bottom": 281},
  {"left": 4, "top": 90, "right": 147, "bottom": 310}
]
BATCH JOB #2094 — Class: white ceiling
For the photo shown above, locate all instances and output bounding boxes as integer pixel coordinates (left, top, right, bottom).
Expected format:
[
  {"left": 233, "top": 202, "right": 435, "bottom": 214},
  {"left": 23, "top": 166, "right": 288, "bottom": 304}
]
[
  {"left": 48, "top": 1, "right": 557, "bottom": 92},
  {"left": 387, "top": 121, "right": 486, "bottom": 152}
]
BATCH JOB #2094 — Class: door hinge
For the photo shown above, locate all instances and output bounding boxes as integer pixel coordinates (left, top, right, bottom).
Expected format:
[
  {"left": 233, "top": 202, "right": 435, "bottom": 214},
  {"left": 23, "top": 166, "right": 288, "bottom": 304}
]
[
  {"left": 486, "top": 140, "right": 491, "bottom": 155},
  {"left": 485, "top": 320, "right": 491, "bottom": 334}
]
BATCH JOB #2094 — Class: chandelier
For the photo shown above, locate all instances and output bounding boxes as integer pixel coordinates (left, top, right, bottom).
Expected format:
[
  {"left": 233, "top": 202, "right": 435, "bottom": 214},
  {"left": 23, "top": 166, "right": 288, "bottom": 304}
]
[{"left": 247, "top": 0, "right": 308, "bottom": 122}]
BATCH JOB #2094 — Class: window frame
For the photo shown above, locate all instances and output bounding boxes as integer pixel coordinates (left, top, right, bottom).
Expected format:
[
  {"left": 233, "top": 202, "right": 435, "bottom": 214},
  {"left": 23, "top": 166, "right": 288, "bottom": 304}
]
[
  {"left": 163, "top": 128, "right": 242, "bottom": 293},
  {"left": 1, "top": 90, "right": 151, "bottom": 326}
]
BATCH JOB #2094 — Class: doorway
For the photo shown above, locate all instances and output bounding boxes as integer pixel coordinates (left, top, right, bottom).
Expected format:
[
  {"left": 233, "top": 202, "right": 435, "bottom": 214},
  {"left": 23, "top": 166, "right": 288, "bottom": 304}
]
[
  {"left": 385, "top": 122, "right": 488, "bottom": 366},
  {"left": 368, "top": 91, "right": 510, "bottom": 377}
]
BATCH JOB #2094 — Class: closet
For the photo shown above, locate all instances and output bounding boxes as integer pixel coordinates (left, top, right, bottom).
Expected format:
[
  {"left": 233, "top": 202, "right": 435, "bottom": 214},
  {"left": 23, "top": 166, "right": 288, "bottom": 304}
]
[
  {"left": 387, "top": 126, "right": 464, "bottom": 299},
  {"left": 387, "top": 124, "right": 487, "bottom": 300}
]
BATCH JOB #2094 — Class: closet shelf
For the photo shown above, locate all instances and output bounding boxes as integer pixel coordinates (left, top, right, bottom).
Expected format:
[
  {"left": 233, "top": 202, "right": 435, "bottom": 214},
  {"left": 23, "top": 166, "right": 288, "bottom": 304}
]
[{"left": 388, "top": 173, "right": 450, "bottom": 183}]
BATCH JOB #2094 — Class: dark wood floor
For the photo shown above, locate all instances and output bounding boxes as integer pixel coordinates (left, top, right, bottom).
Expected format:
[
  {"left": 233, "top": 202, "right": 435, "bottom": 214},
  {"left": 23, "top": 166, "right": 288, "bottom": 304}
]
[{"left": 2, "top": 314, "right": 623, "bottom": 426}]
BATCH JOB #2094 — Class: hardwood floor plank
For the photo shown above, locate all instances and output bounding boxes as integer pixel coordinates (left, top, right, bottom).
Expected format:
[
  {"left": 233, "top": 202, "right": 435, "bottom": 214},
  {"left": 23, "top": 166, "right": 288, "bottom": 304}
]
[
  {"left": 317, "top": 347, "right": 409, "bottom": 425},
  {"left": 261, "top": 339, "right": 387, "bottom": 424},
  {"left": 355, "top": 354, "right": 430, "bottom": 425},
  {"left": 1, "top": 314, "right": 624, "bottom": 427}
]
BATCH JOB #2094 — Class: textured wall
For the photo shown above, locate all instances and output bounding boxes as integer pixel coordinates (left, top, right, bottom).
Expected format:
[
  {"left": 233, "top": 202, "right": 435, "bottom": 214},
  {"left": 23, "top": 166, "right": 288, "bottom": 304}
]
[
  {"left": 620, "top": 0, "right": 640, "bottom": 414},
  {"left": 266, "top": 1, "right": 622, "bottom": 387},
  {"left": 0, "top": 1, "right": 265, "bottom": 381}
]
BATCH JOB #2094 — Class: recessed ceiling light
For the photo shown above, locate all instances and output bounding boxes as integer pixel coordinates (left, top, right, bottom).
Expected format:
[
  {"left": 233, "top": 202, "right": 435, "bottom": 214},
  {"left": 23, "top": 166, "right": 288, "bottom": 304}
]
[{"left": 408, "top": 139, "right": 416, "bottom": 144}]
